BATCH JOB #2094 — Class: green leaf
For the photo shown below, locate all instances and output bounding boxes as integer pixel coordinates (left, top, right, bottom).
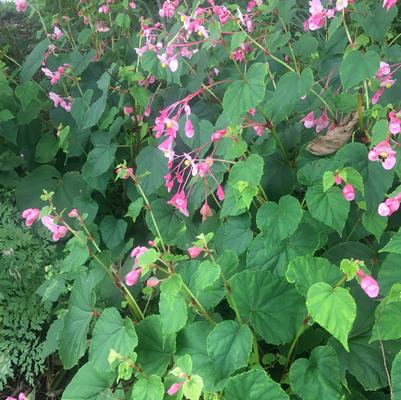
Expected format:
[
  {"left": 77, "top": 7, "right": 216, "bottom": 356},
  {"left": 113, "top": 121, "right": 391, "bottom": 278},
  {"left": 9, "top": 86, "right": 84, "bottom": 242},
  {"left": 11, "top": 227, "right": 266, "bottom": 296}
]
[
  {"left": 223, "top": 63, "right": 268, "bottom": 123},
  {"left": 340, "top": 50, "right": 380, "bottom": 89},
  {"left": 215, "top": 215, "right": 253, "bottom": 256},
  {"left": 323, "top": 171, "right": 335, "bottom": 192},
  {"left": 371, "top": 284, "right": 401, "bottom": 342},
  {"left": 362, "top": 212, "right": 387, "bottom": 242},
  {"left": 176, "top": 322, "right": 225, "bottom": 392},
  {"left": 230, "top": 32, "right": 247, "bottom": 51},
  {"left": 183, "top": 375, "right": 204, "bottom": 400},
  {"left": 339, "top": 167, "right": 364, "bottom": 195},
  {"left": 229, "top": 270, "right": 306, "bottom": 345},
  {"left": 286, "top": 256, "right": 343, "bottom": 297},
  {"left": 61, "top": 233, "right": 90, "bottom": 272},
  {"left": 159, "top": 274, "right": 187, "bottom": 338},
  {"left": 223, "top": 368, "right": 288, "bottom": 400},
  {"left": 58, "top": 274, "right": 96, "bottom": 369},
  {"left": 89, "top": 308, "right": 138, "bottom": 372},
  {"left": 289, "top": 346, "right": 343, "bottom": 400},
  {"left": 330, "top": 333, "right": 391, "bottom": 391},
  {"left": 136, "top": 146, "right": 169, "bottom": 195},
  {"left": 221, "top": 154, "right": 264, "bottom": 216},
  {"left": 340, "top": 259, "right": 359, "bottom": 281},
  {"left": 61, "top": 363, "right": 116, "bottom": 400},
  {"left": 82, "top": 141, "right": 118, "bottom": 178},
  {"left": 392, "top": 350, "right": 401, "bottom": 400},
  {"left": 206, "top": 321, "right": 253, "bottom": 378},
  {"left": 306, "top": 185, "right": 350, "bottom": 235},
  {"left": 15, "top": 81, "right": 38, "bottom": 110},
  {"left": 20, "top": 38, "right": 50, "bottom": 83},
  {"left": 256, "top": 195, "right": 303, "bottom": 241},
  {"left": 265, "top": 68, "right": 313, "bottom": 123},
  {"left": 378, "top": 254, "right": 401, "bottom": 296},
  {"left": 131, "top": 375, "right": 164, "bottom": 400},
  {"left": 145, "top": 199, "right": 186, "bottom": 245},
  {"left": 126, "top": 198, "right": 144, "bottom": 222},
  {"left": 136, "top": 315, "right": 176, "bottom": 375},
  {"left": 35, "top": 133, "right": 60, "bottom": 164},
  {"left": 380, "top": 230, "right": 401, "bottom": 254},
  {"left": 100, "top": 216, "right": 127, "bottom": 249},
  {"left": 306, "top": 282, "right": 356, "bottom": 351},
  {"left": 0, "top": 109, "right": 14, "bottom": 123},
  {"left": 371, "top": 119, "right": 389, "bottom": 146}
]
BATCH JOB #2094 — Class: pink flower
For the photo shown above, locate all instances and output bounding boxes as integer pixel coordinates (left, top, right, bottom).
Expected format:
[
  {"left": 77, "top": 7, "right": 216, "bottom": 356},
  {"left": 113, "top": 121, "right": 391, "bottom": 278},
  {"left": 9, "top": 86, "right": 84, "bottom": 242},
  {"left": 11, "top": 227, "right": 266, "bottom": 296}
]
[
  {"left": 123, "top": 106, "right": 134, "bottom": 116},
  {"left": 41, "top": 216, "right": 68, "bottom": 241},
  {"left": 376, "top": 62, "right": 391, "bottom": 78},
  {"left": 342, "top": 184, "right": 355, "bottom": 201},
  {"left": 368, "top": 141, "right": 397, "bottom": 170},
  {"left": 169, "top": 57, "right": 179, "bottom": 72},
  {"left": 167, "top": 382, "right": 185, "bottom": 396},
  {"left": 383, "top": 0, "right": 397, "bottom": 11},
  {"left": 334, "top": 175, "right": 342, "bottom": 185},
  {"left": 6, "top": 394, "right": 26, "bottom": 400},
  {"left": 357, "top": 269, "right": 380, "bottom": 298},
  {"left": 213, "top": 5, "right": 230, "bottom": 24},
  {"left": 378, "top": 197, "right": 400, "bottom": 216},
  {"left": 372, "top": 88, "right": 384, "bottom": 105},
  {"left": 248, "top": 108, "right": 256, "bottom": 116},
  {"left": 216, "top": 185, "right": 225, "bottom": 201},
  {"left": 116, "top": 167, "right": 133, "bottom": 179},
  {"left": 185, "top": 118, "right": 194, "bottom": 138},
  {"left": 22, "top": 208, "right": 40, "bottom": 226},
  {"left": 336, "top": 0, "right": 348, "bottom": 11},
  {"left": 167, "top": 191, "right": 189, "bottom": 217},
  {"left": 188, "top": 247, "right": 203, "bottom": 259},
  {"left": 68, "top": 209, "right": 79, "bottom": 218},
  {"left": 129, "top": 2, "right": 137, "bottom": 9},
  {"left": 51, "top": 26, "right": 64, "bottom": 40},
  {"left": 130, "top": 246, "right": 148, "bottom": 264},
  {"left": 125, "top": 268, "right": 142, "bottom": 286},
  {"left": 98, "top": 5, "right": 111, "bottom": 14},
  {"left": 211, "top": 129, "right": 226, "bottom": 142},
  {"left": 16, "top": 0, "right": 28, "bottom": 12},
  {"left": 389, "top": 112, "right": 401, "bottom": 135},
  {"left": 315, "top": 110, "right": 329, "bottom": 133},
  {"left": 146, "top": 277, "right": 160, "bottom": 287},
  {"left": 200, "top": 202, "right": 213, "bottom": 222},
  {"left": 301, "top": 111, "right": 315, "bottom": 129}
]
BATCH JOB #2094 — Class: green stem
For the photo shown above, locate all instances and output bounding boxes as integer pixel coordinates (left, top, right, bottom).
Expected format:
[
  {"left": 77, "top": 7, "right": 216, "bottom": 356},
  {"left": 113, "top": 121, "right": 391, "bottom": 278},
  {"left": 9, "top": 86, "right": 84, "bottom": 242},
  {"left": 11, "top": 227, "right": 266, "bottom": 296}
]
[
  {"left": 284, "top": 316, "right": 310, "bottom": 370},
  {"left": 253, "top": 333, "right": 261, "bottom": 366},
  {"left": 363, "top": 80, "right": 370, "bottom": 111},
  {"left": 270, "top": 126, "right": 289, "bottom": 161},
  {"left": 342, "top": 10, "right": 354, "bottom": 47}
]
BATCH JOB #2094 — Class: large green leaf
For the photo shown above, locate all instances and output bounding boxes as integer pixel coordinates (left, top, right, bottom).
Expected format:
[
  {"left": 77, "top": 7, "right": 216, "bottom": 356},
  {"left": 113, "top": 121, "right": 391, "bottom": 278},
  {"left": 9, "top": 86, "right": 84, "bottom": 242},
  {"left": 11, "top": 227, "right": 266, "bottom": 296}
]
[
  {"left": 223, "top": 63, "right": 268, "bottom": 122},
  {"left": 176, "top": 322, "right": 226, "bottom": 392},
  {"left": 136, "top": 315, "right": 176, "bottom": 375},
  {"left": 371, "top": 284, "right": 401, "bottom": 342},
  {"left": 100, "top": 216, "right": 127, "bottom": 249},
  {"left": 215, "top": 215, "right": 253, "bottom": 256},
  {"left": 392, "top": 350, "right": 401, "bottom": 400},
  {"left": 286, "top": 255, "right": 343, "bottom": 297},
  {"left": 265, "top": 68, "right": 314, "bottom": 123},
  {"left": 306, "top": 185, "right": 350, "bottom": 235},
  {"left": 380, "top": 230, "right": 401, "bottom": 255},
  {"left": 229, "top": 270, "right": 306, "bottom": 345},
  {"left": 136, "top": 145, "right": 169, "bottom": 195},
  {"left": 378, "top": 254, "right": 401, "bottom": 296},
  {"left": 58, "top": 274, "right": 96, "bottom": 369},
  {"left": 330, "top": 334, "right": 390, "bottom": 391},
  {"left": 246, "top": 222, "right": 321, "bottom": 276},
  {"left": 20, "top": 38, "right": 50, "bottom": 83},
  {"left": 206, "top": 321, "right": 253, "bottom": 378},
  {"left": 145, "top": 199, "right": 186, "bottom": 245},
  {"left": 159, "top": 274, "right": 187, "bottom": 338},
  {"left": 131, "top": 375, "right": 164, "bottom": 400},
  {"left": 223, "top": 368, "right": 288, "bottom": 400},
  {"left": 340, "top": 50, "right": 380, "bottom": 89},
  {"left": 289, "top": 346, "right": 343, "bottom": 400},
  {"left": 61, "top": 363, "right": 116, "bottom": 400},
  {"left": 306, "top": 282, "right": 356, "bottom": 351},
  {"left": 256, "top": 195, "right": 303, "bottom": 241},
  {"left": 89, "top": 308, "right": 138, "bottom": 372}
]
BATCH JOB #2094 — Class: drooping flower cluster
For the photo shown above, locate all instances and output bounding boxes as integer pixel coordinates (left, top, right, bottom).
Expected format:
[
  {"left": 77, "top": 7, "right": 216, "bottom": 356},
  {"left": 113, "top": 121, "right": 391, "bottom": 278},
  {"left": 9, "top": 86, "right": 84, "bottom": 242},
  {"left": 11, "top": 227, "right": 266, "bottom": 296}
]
[
  {"left": 378, "top": 192, "right": 401, "bottom": 217},
  {"left": 22, "top": 209, "right": 68, "bottom": 241},
  {"left": 42, "top": 64, "right": 69, "bottom": 85},
  {"left": 356, "top": 269, "right": 380, "bottom": 298},
  {"left": 301, "top": 110, "right": 330, "bottom": 133},
  {"left": 49, "top": 92, "right": 73, "bottom": 112},
  {"left": 383, "top": 0, "right": 398, "bottom": 11}
]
